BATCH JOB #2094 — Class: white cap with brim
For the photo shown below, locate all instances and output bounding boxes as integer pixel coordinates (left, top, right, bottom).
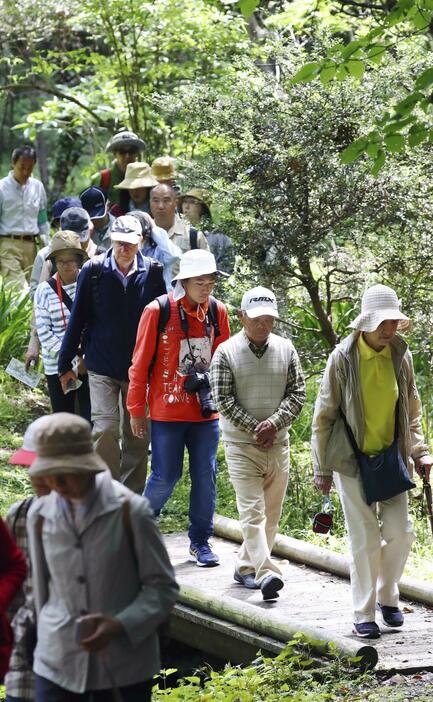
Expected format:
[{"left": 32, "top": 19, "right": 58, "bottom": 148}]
[
  {"left": 9, "top": 415, "right": 48, "bottom": 467},
  {"left": 110, "top": 215, "right": 142, "bottom": 245},
  {"left": 349, "top": 284, "right": 410, "bottom": 333},
  {"left": 241, "top": 286, "right": 279, "bottom": 319},
  {"left": 171, "top": 249, "right": 228, "bottom": 302}
]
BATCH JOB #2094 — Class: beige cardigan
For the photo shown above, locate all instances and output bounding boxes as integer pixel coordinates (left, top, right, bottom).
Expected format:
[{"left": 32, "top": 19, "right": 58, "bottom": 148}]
[{"left": 311, "top": 332, "right": 429, "bottom": 478}]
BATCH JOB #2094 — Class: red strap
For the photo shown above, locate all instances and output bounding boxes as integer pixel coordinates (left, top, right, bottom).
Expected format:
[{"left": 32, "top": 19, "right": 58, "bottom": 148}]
[
  {"left": 55, "top": 273, "right": 68, "bottom": 330},
  {"left": 100, "top": 168, "right": 111, "bottom": 191}
]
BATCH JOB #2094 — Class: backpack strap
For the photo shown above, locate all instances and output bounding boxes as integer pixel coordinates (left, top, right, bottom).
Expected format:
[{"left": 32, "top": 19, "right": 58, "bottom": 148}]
[
  {"left": 11, "top": 497, "right": 34, "bottom": 539},
  {"left": 189, "top": 226, "right": 198, "bottom": 250},
  {"left": 148, "top": 293, "right": 171, "bottom": 381},
  {"left": 100, "top": 168, "right": 111, "bottom": 192},
  {"left": 47, "top": 276, "right": 73, "bottom": 313},
  {"left": 208, "top": 295, "right": 221, "bottom": 339}
]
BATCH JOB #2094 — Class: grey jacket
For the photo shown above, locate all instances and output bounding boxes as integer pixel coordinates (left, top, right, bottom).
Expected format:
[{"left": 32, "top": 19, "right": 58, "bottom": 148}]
[
  {"left": 27, "top": 472, "right": 179, "bottom": 693},
  {"left": 312, "top": 332, "right": 429, "bottom": 478}
]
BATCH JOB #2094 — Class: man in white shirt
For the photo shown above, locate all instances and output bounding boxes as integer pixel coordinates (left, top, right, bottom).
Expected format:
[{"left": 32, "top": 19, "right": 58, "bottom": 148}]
[{"left": 0, "top": 145, "right": 49, "bottom": 291}]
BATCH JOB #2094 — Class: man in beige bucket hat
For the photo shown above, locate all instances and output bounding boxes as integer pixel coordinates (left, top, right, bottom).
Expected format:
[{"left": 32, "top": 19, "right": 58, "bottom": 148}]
[{"left": 27, "top": 413, "right": 178, "bottom": 702}]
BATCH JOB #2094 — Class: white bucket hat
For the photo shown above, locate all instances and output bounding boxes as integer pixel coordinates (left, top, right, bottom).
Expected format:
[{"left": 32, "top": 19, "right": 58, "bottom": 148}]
[
  {"left": 171, "top": 249, "right": 228, "bottom": 301},
  {"left": 349, "top": 284, "right": 410, "bottom": 333}
]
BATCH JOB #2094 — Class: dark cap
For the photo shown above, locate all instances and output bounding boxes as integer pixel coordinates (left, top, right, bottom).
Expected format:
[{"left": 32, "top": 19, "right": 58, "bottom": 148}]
[
  {"left": 60, "top": 207, "right": 91, "bottom": 242},
  {"left": 51, "top": 197, "right": 81, "bottom": 221},
  {"left": 80, "top": 186, "right": 108, "bottom": 219}
]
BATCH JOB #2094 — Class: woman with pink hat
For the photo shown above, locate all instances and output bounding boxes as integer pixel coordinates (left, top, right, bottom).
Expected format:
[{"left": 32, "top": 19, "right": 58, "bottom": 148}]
[{"left": 312, "top": 284, "right": 433, "bottom": 639}]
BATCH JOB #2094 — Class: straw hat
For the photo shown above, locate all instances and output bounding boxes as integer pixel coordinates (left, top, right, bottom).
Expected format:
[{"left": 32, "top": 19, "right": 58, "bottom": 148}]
[
  {"left": 178, "top": 188, "right": 210, "bottom": 207},
  {"left": 45, "top": 230, "right": 89, "bottom": 263},
  {"left": 349, "top": 284, "right": 410, "bottom": 333},
  {"left": 151, "top": 156, "right": 179, "bottom": 181},
  {"left": 28, "top": 413, "right": 108, "bottom": 476},
  {"left": 114, "top": 162, "right": 158, "bottom": 190}
]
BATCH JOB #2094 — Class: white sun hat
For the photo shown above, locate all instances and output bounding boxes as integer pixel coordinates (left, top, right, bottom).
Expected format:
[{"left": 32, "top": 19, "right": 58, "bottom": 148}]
[
  {"left": 172, "top": 249, "right": 228, "bottom": 301},
  {"left": 349, "top": 284, "right": 410, "bottom": 333},
  {"left": 110, "top": 215, "right": 142, "bottom": 245}
]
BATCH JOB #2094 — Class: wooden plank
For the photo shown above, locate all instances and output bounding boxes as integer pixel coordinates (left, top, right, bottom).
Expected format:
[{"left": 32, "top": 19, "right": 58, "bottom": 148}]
[{"left": 164, "top": 532, "right": 433, "bottom": 672}]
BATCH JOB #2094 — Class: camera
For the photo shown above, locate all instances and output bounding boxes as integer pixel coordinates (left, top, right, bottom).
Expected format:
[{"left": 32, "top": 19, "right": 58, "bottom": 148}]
[{"left": 183, "top": 365, "right": 217, "bottom": 418}]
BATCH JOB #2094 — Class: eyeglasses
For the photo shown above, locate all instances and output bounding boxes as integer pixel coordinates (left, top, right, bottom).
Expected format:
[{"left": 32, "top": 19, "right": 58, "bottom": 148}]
[
  {"left": 116, "top": 149, "right": 138, "bottom": 156},
  {"left": 56, "top": 258, "right": 78, "bottom": 266}
]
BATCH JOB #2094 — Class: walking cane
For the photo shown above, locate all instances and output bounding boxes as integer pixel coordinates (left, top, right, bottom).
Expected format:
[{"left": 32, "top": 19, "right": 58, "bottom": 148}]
[{"left": 420, "top": 466, "right": 433, "bottom": 537}]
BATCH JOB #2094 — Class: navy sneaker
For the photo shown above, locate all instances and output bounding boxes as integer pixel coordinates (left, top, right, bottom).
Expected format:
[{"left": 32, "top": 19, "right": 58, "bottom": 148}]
[
  {"left": 260, "top": 575, "right": 284, "bottom": 601},
  {"left": 378, "top": 604, "right": 404, "bottom": 628},
  {"left": 234, "top": 570, "right": 260, "bottom": 589},
  {"left": 353, "top": 622, "right": 381, "bottom": 639},
  {"left": 189, "top": 542, "right": 220, "bottom": 567}
]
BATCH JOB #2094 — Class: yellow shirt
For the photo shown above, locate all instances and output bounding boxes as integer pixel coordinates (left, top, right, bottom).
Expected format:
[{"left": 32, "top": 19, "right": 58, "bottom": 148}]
[{"left": 358, "top": 333, "right": 398, "bottom": 455}]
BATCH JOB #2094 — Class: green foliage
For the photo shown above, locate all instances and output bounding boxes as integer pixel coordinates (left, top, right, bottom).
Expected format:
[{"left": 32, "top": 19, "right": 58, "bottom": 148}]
[
  {"left": 154, "top": 636, "right": 374, "bottom": 700},
  {"left": 0, "top": 281, "right": 32, "bottom": 366},
  {"left": 275, "top": 0, "right": 433, "bottom": 172}
]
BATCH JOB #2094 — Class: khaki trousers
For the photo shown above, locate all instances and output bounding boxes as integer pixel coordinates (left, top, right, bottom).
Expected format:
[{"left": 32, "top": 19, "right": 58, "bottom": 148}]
[
  {"left": 225, "top": 441, "right": 289, "bottom": 583},
  {"left": 334, "top": 471, "right": 415, "bottom": 623},
  {"left": 88, "top": 372, "right": 148, "bottom": 494},
  {"left": 0, "top": 236, "right": 37, "bottom": 291}
]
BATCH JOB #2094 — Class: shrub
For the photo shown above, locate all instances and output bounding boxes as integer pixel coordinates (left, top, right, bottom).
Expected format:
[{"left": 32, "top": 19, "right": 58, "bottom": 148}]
[{"left": 0, "top": 281, "right": 32, "bottom": 367}]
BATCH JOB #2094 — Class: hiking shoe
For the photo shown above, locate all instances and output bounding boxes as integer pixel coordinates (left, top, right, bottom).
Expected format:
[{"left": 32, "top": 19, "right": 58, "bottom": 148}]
[
  {"left": 378, "top": 604, "right": 404, "bottom": 628},
  {"left": 234, "top": 570, "right": 260, "bottom": 589},
  {"left": 260, "top": 575, "right": 284, "bottom": 601},
  {"left": 353, "top": 622, "right": 381, "bottom": 639},
  {"left": 189, "top": 542, "right": 220, "bottom": 567}
]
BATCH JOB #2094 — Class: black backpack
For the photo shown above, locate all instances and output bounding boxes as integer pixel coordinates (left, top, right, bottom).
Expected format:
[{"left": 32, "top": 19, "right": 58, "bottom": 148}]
[
  {"left": 89, "top": 253, "right": 163, "bottom": 310},
  {"left": 148, "top": 293, "right": 221, "bottom": 379}
]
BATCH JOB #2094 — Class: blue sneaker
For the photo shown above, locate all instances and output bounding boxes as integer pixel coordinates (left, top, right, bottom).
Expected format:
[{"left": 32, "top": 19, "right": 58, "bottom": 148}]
[
  {"left": 353, "top": 622, "right": 380, "bottom": 639},
  {"left": 378, "top": 604, "right": 404, "bottom": 628},
  {"left": 189, "top": 542, "right": 220, "bottom": 567}
]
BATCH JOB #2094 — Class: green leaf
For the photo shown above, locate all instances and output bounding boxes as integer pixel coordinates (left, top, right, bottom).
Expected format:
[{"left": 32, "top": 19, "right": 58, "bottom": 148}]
[
  {"left": 371, "top": 149, "right": 386, "bottom": 176},
  {"left": 408, "top": 124, "right": 429, "bottom": 146},
  {"left": 366, "top": 141, "right": 381, "bottom": 159},
  {"left": 384, "top": 133, "right": 405, "bottom": 152},
  {"left": 340, "top": 137, "right": 368, "bottom": 164},
  {"left": 410, "top": 9, "right": 432, "bottom": 30},
  {"left": 238, "top": 0, "right": 259, "bottom": 18},
  {"left": 290, "top": 62, "right": 321, "bottom": 85},
  {"left": 340, "top": 39, "right": 367, "bottom": 60},
  {"left": 383, "top": 115, "right": 416, "bottom": 133},
  {"left": 366, "top": 44, "right": 387, "bottom": 65},
  {"left": 394, "top": 91, "right": 423, "bottom": 116},
  {"left": 415, "top": 67, "right": 433, "bottom": 90},
  {"left": 320, "top": 64, "right": 336, "bottom": 85},
  {"left": 346, "top": 60, "right": 365, "bottom": 80}
]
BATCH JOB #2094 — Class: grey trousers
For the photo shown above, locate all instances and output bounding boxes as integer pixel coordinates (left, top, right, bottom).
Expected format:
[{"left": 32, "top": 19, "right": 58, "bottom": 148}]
[{"left": 88, "top": 371, "right": 148, "bottom": 494}]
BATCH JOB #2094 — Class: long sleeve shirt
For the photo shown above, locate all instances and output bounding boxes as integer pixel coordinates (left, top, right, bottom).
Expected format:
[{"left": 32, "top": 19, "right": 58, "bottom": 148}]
[
  {"left": 142, "top": 224, "right": 182, "bottom": 291},
  {"left": 0, "top": 173, "right": 49, "bottom": 245},
  {"left": 34, "top": 279, "right": 77, "bottom": 375}
]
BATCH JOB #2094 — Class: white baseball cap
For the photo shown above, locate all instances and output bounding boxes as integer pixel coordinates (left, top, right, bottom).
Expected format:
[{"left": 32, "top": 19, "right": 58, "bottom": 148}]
[
  {"left": 110, "top": 215, "right": 142, "bottom": 245},
  {"left": 241, "top": 286, "right": 279, "bottom": 319}
]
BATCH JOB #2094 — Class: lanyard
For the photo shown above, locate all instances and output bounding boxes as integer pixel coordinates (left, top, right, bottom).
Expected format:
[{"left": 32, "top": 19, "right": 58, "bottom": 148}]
[
  {"left": 178, "top": 303, "right": 211, "bottom": 366},
  {"left": 55, "top": 273, "right": 69, "bottom": 330}
]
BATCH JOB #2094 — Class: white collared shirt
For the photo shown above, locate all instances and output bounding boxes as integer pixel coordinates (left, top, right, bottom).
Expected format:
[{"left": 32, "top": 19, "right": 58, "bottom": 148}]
[
  {"left": 110, "top": 252, "right": 138, "bottom": 288},
  {"left": 0, "top": 172, "right": 49, "bottom": 242}
]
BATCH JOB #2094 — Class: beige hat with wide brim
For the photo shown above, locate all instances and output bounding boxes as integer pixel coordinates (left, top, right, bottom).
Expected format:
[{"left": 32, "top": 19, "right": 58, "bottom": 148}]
[
  {"left": 28, "top": 413, "right": 108, "bottom": 476},
  {"left": 46, "top": 230, "right": 89, "bottom": 263},
  {"left": 349, "top": 284, "right": 411, "bottom": 333},
  {"left": 114, "top": 162, "right": 158, "bottom": 190},
  {"left": 151, "top": 155, "right": 182, "bottom": 180}
]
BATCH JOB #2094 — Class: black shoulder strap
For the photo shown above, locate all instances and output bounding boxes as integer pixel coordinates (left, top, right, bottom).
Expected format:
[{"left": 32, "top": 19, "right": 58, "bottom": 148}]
[
  {"left": 208, "top": 295, "right": 221, "bottom": 339},
  {"left": 189, "top": 226, "right": 198, "bottom": 250},
  {"left": 90, "top": 255, "right": 106, "bottom": 310},
  {"left": 148, "top": 294, "right": 171, "bottom": 381},
  {"left": 11, "top": 496, "right": 34, "bottom": 538},
  {"left": 47, "top": 276, "right": 73, "bottom": 313}
]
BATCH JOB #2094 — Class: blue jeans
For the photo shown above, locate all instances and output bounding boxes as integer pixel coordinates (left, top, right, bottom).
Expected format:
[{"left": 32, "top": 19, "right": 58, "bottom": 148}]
[{"left": 144, "top": 420, "right": 219, "bottom": 544}]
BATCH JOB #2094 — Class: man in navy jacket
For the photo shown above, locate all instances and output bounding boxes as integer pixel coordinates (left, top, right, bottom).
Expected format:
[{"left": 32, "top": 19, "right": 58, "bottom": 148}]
[{"left": 58, "top": 215, "right": 165, "bottom": 493}]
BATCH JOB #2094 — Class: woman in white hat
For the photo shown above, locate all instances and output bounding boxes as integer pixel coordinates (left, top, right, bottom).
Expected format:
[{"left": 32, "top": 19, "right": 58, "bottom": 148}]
[
  {"left": 127, "top": 249, "right": 230, "bottom": 567},
  {"left": 311, "top": 284, "right": 432, "bottom": 639},
  {"left": 27, "top": 413, "right": 178, "bottom": 702}
]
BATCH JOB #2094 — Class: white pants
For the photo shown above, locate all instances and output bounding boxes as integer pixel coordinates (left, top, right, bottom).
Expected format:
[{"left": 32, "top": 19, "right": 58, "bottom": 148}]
[
  {"left": 334, "top": 471, "right": 415, "bottom": 623},
  {"left": 225, "top": 441, "right": 289, "bottom": 583}
]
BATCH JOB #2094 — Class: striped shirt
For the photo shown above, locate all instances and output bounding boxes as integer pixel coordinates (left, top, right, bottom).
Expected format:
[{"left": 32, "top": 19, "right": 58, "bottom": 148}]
[{"left": 34, "top": 278, "right": 77, "bottom": 375}]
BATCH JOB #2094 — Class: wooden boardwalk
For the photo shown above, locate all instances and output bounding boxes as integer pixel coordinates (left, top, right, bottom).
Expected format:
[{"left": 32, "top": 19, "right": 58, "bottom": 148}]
[{"left": 164, "top": 532, "right": 433, "bottom": 672}]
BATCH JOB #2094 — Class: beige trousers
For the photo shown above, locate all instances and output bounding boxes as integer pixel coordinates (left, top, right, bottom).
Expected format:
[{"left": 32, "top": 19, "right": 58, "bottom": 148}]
[
  {"left": 334, "top": 471, "right": 415, "bottom": 623},
  {"left": 88, "top": 372, "right": 148, "bottom": 494},
  {"left": 0, "top": 237, "right": 37, "bottom": 291},
  {"left": 225, "top": 441, "right": 290, "bottom": 583}
]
